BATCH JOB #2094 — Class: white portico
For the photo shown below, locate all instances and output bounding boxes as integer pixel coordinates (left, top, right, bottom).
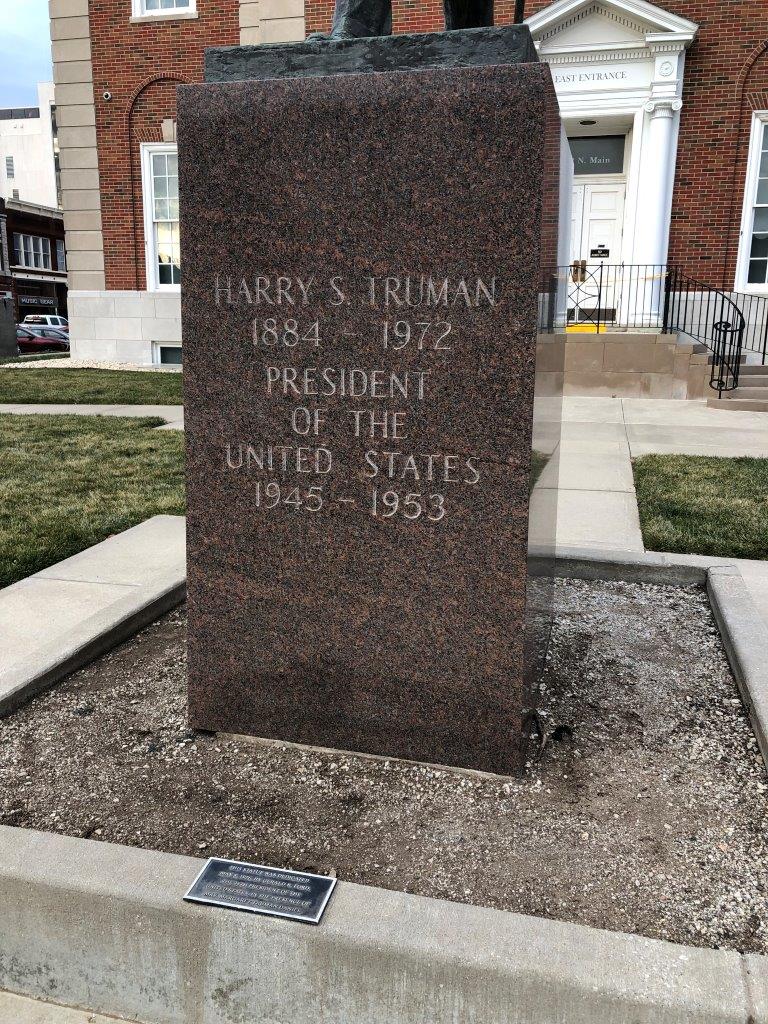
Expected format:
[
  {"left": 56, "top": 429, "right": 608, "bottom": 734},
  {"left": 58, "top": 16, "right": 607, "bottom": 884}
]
[{"left": 527, "top": 0, "right": 698, "bottom": 271}]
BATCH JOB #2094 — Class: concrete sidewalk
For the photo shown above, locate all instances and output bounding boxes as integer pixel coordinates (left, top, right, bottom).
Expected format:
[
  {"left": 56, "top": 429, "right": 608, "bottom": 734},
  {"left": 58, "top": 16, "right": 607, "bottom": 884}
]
[
  {"left": 532, "top": 395, "right": 768, "bottom": 623},
  {"left": 0, "top": 516, "right": 186, "bottom": 715},
  {"left": 0, "top": 403, "right": 184, "bottom": 429}
]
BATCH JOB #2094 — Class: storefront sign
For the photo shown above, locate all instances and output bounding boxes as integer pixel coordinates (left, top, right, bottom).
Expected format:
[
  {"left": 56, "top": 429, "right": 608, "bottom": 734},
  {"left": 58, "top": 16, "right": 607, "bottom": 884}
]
[{"left": 19, "top": 295, "right": 56, "bottom": 306}]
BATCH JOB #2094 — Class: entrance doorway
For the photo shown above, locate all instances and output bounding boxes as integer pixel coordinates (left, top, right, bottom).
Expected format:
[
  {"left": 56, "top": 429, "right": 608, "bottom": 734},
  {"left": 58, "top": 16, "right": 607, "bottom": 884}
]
[{"left": 567, "top": 133, "right": 628, "bottom": 328}]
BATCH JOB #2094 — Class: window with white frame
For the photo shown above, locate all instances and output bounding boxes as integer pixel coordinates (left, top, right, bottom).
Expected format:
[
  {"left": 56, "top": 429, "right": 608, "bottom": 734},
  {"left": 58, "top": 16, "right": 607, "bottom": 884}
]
[
  {"left": 132, "top": 0, "right": 194, "bottom": 15},
  {"left": 141, "top": 144, "right": 180, "bottom": 289},
  {"left": 12, "top": 233, "right": 52, "bottom": 270},
  {"left": 738, "top": 114, "right": 768, "bottom": 289},
  {"left": 56, "top": 238, "right": 66, "bottom": 272},
  {"left": 5, "top": 156, "right": 14, "bottom": 178}
]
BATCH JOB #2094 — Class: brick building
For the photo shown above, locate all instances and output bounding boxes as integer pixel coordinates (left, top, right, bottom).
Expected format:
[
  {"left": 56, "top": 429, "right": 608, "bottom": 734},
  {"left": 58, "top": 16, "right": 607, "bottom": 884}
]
[
  {"left": 49, "top": 0, "right": 768, "bottom": 363},
  {"left": 0, "top": 198, "right": 67, "bottom": 323}
]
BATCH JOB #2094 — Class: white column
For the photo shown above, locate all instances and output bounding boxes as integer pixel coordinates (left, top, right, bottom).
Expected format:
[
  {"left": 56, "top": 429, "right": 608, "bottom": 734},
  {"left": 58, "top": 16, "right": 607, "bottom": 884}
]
[
  {"left": 634, "top": 97, "right": 682, "bottom": 322},
  {"left": 636, "top": 97, "right": 682, "bottom": 268}
]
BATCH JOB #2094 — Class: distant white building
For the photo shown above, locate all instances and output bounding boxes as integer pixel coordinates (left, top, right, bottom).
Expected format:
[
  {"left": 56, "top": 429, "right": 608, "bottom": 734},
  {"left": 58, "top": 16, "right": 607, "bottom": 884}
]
[{"left": 0, "top": 83, "right": 60, "bottom": 210}]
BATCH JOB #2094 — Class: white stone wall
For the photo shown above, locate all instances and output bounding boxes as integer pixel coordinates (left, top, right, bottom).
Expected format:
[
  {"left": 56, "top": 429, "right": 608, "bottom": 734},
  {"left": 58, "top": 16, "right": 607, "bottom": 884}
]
[
  {"left": 68, "top": 290, "right": 181, "bottom": 364},
  {"left": 49, "top": 0, "right": 106, "bottom": 296},
  {"left": 0, "top": 83, "right": 59, "bottom": 208},
  {"left": 239, "top": 0, "right": 305, "bottom": 45}
]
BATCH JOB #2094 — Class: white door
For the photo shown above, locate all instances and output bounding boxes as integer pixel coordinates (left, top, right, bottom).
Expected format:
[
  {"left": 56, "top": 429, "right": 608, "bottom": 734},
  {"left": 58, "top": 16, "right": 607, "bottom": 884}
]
[
  {"left": 571, "top": 181, "right": 625, "bottom": 264},
  {"left": 569, "top": 180, "right": 625, "bottom": 324}
]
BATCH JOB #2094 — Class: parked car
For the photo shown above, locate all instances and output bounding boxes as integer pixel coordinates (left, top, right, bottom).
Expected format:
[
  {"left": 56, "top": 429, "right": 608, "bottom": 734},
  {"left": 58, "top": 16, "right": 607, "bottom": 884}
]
[
  {"left": 22, "top": 314, "right": 69, "bottom": 333},
  {"left": 16, "top": 325, "right": 70, "bottom": 354}
]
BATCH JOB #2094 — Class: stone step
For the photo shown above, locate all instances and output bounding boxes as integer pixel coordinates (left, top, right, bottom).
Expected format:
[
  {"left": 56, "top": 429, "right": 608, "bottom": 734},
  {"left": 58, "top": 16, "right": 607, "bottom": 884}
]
[
  {"left": 560, "top": 331, "right": 677, "bottom": 343},
  {"left": 728, "top": 386, "right": 768, "bottom": 399},
  {"left": 739, "top": 364, "right": 768, "bottom": 376},
  {"left": 706, "top": 396, "right": 768, "bottom": 412}
]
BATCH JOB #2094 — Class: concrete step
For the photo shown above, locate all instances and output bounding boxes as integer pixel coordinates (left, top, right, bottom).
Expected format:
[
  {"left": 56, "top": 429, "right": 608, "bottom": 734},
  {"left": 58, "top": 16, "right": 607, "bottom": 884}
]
[
  {"left": 707, "top": 396, "right": 768, "bottom": 412},
  {"left": 560, "top": 332, "right": 676, "bottom": 344},
  {"left": 739, "top": 364, "right": 768, "bottom": 376},
  {"left": 727, "top": 386, "right": 768, "bottom": 399}
]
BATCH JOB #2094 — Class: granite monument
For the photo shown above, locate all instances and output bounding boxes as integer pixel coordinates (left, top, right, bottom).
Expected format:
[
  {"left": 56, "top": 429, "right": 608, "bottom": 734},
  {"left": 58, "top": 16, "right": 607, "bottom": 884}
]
[{"left": 178, "top": 25, "right": 561, "bottom": 775}]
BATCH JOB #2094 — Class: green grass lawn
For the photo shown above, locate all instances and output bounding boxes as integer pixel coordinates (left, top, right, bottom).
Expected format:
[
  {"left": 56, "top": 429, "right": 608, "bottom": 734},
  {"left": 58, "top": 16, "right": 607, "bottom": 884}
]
[
  {"left": 0, "top": 368, "right": 183, "bottom": 405},
  {"left": 633, "top": 453, "right": 768, "bottom": 560},
  {"left": 0, "top": 414, "right": 185, "bottom": 588}
]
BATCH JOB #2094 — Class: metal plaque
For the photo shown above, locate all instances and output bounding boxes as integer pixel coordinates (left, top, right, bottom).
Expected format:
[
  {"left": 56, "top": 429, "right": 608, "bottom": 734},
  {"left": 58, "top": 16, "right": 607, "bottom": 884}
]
[
  {"left": 184, "top": 857, "right": 336, "bottom": 924},
  {"left": 590, "top": 247, "right": 609, "bottom": 258}
]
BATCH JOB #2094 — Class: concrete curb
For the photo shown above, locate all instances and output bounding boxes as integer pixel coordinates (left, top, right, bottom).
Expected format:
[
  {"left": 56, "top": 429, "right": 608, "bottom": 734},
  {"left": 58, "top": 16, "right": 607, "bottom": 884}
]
[
  {"left": 0, "top": 515, "right": 186, "bottom": 716},
  {"left": 0, "top": 990, "right": 140, "bottom": 1023},
  {"left": 707, "top": 565, "right": 768, "bottom": 769},
  {"left": 0, "top": 824, "right": 759, "bottom": 1024},
  {"left": 530, "top": 544, "right": 726, "bottom": 586},
  {"left": 0, "top": 577, "right": 185, "bottom": 715}
]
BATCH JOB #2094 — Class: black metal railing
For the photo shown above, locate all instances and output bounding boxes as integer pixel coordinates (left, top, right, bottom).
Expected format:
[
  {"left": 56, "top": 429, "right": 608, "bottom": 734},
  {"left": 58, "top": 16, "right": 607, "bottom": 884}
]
[
  {"left": 662, "top": 268, "right": 745, "bottom": 396},
  {"left": 712, "top": 286, "right": 768, "bottom": 365},
  {"left": 538, "top": 262, "right": 754, "bottom": 396},
  {"left": 538, "top": 263, "right": 668, "bottom": 333}
]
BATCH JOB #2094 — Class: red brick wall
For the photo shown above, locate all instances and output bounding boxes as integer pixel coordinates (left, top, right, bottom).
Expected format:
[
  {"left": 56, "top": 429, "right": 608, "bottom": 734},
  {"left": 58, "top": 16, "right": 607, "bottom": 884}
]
[
  {"left": 306, "top": 0, "right": 518, "bottom": 34},
  {"left": 90, "top": 0, "right": 768, "bottom": 291},
  {"left": 89, "top": 0, "right": 239, "bottom": 290},
  {"left": 307, "top": 0, "right": 518, "bottom": 34}
]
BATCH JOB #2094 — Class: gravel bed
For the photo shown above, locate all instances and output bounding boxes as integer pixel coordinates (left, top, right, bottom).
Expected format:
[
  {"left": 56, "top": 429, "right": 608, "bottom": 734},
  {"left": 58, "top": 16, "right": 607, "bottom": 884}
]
[{"left": 1, "top": 577, "right": 766, "bottom": 953}]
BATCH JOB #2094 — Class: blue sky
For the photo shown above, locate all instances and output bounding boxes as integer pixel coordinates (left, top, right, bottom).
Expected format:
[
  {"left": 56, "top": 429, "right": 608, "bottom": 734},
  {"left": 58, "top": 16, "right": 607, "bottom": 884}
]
[{"left": 0, "top": 0, "right": 53, "bottom": 108}]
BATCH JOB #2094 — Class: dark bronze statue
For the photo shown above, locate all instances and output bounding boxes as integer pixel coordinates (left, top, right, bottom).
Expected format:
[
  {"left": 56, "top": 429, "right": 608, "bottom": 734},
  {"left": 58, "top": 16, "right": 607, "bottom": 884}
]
[{"left": 323, "top": 0, "right": 514, "bottom": 39}]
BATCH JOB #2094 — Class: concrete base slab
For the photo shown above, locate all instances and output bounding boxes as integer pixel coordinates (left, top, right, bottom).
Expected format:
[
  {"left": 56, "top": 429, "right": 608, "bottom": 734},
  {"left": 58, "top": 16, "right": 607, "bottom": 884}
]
[
  {"left": 0, "top": 542, "right": 766, "bottom": 1023},
  {"left": 0, "top": 515, "right": 186, "bottom": 715},
  {"left": 708, "top": 565, "right": 768, "bottom": 768},
  {"left": 0, "top": 990, "right": 138, "bottom": 1024},
  {"left": 35, "top": 514, "right": 186, "bottom": 588}
]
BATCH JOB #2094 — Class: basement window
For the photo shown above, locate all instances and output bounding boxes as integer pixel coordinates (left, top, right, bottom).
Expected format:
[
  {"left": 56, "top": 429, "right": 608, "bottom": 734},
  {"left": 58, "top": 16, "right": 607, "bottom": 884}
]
[{"left": 153, "top": 342, "right": 182, "bottom": 365}]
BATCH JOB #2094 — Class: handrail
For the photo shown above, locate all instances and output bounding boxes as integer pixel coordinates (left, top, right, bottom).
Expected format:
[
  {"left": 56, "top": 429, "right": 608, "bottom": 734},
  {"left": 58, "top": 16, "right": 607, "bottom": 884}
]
[{"left": 662, "top": 267, "right": 746, "bottom": 396}]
